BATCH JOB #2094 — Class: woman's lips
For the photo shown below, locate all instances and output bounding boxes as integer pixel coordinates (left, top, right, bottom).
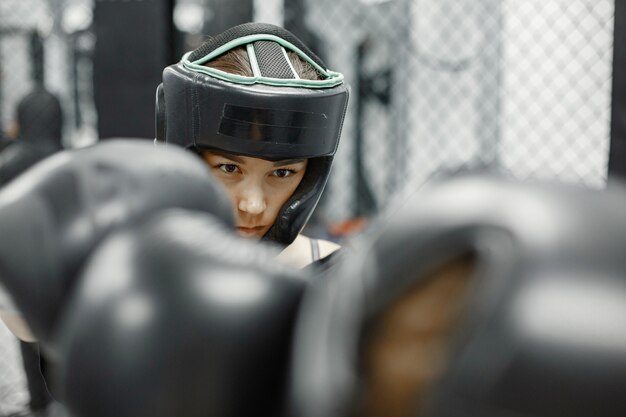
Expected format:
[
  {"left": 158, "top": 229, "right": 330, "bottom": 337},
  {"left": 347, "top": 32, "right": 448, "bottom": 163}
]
[{"left": 236, "top": 226, "right": 265, "bottom": 237}]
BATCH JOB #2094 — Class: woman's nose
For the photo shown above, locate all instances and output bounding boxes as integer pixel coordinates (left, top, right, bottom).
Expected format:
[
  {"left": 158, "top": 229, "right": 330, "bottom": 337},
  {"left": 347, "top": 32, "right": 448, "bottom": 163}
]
[{"left": 237, "top": 185, "right": 266, "bottom": 215}]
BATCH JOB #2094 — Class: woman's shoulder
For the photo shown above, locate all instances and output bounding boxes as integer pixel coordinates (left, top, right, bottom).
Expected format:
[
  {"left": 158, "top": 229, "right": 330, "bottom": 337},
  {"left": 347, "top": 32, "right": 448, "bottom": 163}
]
[{"left": 275, "top": 234, "right": 340, "bottom": 269}]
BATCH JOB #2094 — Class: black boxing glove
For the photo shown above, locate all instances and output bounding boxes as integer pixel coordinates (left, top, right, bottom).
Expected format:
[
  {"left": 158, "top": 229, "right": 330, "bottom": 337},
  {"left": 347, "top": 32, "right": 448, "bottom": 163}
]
[
  {"left": 56, "top": 209, "right": 305, "bottom": 417},
  {"left": 0, "top": 137, "right": 11, "bottom": 152},
  {"left": 0, "top": 139, "right": 233, "bottom": 350},
  {"left": 290, "top": 170, "right": 626, "bottom": 417},
  {"left": 0, "top": 141, "right": 59, "bottom": 186}
]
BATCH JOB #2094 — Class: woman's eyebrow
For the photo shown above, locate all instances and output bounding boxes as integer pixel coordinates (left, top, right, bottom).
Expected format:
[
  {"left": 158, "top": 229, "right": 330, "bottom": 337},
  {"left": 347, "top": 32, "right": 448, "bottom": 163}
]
[
  {"left": 209, "top": 151, "right": 245, "bottom": 163},
  {"left": 273, "top": 159, "right": 306, "bottom": 167}
]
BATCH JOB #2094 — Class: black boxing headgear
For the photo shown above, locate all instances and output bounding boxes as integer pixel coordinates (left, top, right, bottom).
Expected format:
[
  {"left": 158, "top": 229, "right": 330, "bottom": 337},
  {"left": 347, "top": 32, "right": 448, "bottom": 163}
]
[
  {"left": 290, "top": 171, "right": 626, "bottom": 417},
  {"left": 155, "top": 22, "right": 349, "bottom": 245}
]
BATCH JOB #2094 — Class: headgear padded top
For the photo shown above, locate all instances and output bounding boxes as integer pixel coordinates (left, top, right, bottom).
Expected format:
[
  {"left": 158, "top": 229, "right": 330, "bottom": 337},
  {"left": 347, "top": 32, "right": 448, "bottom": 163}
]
[
  {"left": 155, "top": 22, "right": 350, "bottom": 245},
  {"left": 289, "top": 171, "right": 626, "bottom": 417}
]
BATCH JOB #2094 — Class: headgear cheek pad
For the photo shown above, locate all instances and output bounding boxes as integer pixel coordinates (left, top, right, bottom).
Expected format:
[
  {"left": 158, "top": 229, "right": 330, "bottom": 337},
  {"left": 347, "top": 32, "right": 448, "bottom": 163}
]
[
  {"left": 155, "top": 22, "right": 350, "bottom": 245},
  {"left": 289, "top": 170, "right": 626, "bottom": 417}
]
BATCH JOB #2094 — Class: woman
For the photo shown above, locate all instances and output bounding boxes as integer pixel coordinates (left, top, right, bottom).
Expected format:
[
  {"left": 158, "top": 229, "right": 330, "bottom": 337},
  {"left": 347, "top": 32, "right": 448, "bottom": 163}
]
[{"left": 156, "top": 22, "right": 350, "bottom": 268}]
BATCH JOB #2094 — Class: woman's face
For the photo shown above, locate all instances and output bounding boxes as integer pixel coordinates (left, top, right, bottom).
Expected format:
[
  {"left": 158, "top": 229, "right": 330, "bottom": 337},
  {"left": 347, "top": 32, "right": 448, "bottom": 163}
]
[{"left": 202, "top": 151, "right": 308, "bottom": 239}]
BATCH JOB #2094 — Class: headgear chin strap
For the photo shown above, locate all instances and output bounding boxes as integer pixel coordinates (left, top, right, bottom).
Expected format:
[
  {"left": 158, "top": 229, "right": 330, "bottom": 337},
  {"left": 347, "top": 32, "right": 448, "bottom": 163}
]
[{"left": 155, "top": 22, "right": 349, "bottom": 245}]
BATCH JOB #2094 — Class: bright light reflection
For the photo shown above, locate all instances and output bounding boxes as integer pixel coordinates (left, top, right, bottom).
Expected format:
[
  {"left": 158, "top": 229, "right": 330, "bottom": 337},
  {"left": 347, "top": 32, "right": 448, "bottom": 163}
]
[
  {"left": 513, "top": 277, "right": 626, "bottom": 353},
  {"left": 115, "top": 294, "right": 154, "bottom": 331},
  {"left": 81, "top": 237, "right": 135, "bottom": 300},
  {"left": 195, "top": 270, "right": 270, "bottom": 307},
  {"left": 173, "top": 3, "right": 205, "bottom": 33}
]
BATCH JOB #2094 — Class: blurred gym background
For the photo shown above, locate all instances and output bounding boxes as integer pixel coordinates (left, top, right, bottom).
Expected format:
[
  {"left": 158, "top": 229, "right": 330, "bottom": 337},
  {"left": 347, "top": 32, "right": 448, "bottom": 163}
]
[{"left": 0, "top": 0, "right": 624, "bottom": 415}]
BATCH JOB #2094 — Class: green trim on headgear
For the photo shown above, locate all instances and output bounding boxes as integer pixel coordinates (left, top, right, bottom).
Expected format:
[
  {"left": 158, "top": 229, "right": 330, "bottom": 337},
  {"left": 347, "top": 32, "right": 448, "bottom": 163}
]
[{"left": 181, "top": 34, "right": 345, "bottom": 89}]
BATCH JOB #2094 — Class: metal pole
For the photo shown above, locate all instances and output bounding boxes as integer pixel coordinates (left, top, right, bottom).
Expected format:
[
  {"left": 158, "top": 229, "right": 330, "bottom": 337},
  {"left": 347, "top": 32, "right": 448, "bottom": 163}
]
[{"left": 609, "top": 0, "right": 626, "bottom": 180}]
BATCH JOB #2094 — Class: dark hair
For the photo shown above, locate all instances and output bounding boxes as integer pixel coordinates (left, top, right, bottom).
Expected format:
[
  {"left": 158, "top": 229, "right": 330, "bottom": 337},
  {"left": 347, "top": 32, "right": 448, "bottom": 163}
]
[{"left": 205, "top": 46, "right": 324, "bottom": 80}]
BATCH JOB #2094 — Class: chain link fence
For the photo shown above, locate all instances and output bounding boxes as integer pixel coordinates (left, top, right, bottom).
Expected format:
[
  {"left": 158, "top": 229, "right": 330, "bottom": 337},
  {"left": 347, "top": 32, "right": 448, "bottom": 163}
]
[
  {"left": 302, "top": 0, "right": 614, "bottom": 226},
  {"left": 0, "top": 0, "right": 618, "bottom": 413}
]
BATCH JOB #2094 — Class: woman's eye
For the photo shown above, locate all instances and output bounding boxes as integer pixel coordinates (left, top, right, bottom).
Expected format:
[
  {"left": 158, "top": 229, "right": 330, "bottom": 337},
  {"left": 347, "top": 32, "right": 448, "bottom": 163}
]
[
  {"left": 273, "top": 168, "right": 295, "bottom": 178},
  {"left": 218, "top": 164, "right": 239, "bottom": 173}
]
